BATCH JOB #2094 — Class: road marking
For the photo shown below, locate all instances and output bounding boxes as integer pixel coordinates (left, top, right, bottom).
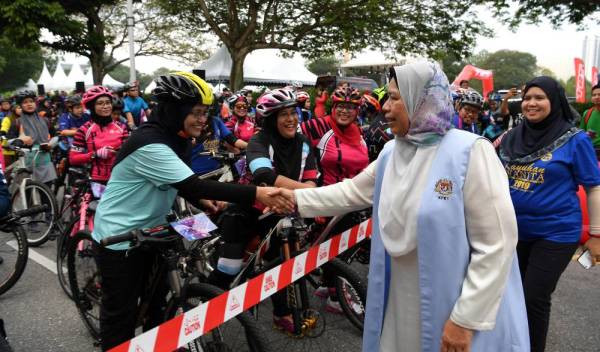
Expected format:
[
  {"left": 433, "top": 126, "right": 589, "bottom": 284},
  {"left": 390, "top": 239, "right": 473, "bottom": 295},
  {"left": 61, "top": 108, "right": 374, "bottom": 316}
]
[{"left": 8, "top": 240, "right": 58, "bottom": 274}]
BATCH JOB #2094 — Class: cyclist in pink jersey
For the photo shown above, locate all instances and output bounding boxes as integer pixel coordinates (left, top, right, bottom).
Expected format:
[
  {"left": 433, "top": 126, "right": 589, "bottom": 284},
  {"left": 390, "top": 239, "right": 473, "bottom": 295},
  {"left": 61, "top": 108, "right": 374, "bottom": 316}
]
[
  {"left": 224, "top": 93, "right": 255, "bottom": 143},
  {"left": 301, "top": 86, "right": 369, "bottom": 186},
  {"left": 69, "top": 86, "right": 129, "bottom": 182},
  {"left": 300, "top": 86, "right": 370, "bottom": 313}
]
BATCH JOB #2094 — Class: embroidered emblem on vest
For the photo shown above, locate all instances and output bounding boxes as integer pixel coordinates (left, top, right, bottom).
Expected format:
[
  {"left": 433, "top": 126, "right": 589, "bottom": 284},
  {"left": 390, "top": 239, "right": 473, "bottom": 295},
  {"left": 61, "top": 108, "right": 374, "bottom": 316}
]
[
  {"left": 434, "top": 178, "right": 453, "bottom": 200},
  {"left": 540, "top": 152, "right": 552, "bottom": 161}
]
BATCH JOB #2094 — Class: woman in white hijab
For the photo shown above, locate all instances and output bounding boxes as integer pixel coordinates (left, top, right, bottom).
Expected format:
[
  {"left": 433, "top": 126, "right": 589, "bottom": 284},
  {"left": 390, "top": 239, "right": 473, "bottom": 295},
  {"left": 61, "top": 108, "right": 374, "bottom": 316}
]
[{"left": 276, "top": 61, "right": 529, "bottom": 352}]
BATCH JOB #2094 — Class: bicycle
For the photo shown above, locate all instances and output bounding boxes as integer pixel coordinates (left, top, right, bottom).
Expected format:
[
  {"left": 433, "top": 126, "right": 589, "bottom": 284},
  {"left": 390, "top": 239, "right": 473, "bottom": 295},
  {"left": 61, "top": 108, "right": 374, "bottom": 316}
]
[
  {"left": 173, "top": 150, "right": 246, "bottom": 218},
  {"left": 56, "top": 175, "right": 99, "bottom": 299},
  {"left": 192, "top": 214, "right": 367, "bottom": 351},
  {"left": 67, "top": 219, "right": 270, "bottom": 351},
  {"left": 0, "top": 204, "right": 48, "bottom": 295},
  {"left": 4, "top": 138, "right": 58, "bottom": 247}
]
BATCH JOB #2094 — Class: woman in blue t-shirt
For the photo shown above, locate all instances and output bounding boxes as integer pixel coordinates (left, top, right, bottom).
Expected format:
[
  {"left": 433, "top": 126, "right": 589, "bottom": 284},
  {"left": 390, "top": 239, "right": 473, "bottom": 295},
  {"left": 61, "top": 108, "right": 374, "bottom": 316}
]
[
  {"left": 499, "top": 76, "right": 600, "bottom": 352},
  {"left": 190, "top": 114, "right": 247, "bottom": 175}
]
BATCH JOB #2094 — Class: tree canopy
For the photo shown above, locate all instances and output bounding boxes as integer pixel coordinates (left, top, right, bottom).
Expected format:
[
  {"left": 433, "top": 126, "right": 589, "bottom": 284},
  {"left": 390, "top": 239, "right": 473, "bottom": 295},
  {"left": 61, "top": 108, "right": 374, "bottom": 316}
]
[
  {"left": 478, "top": 0, "right": 599, "bottom": 27},
  {"left": 157, "top": 0, "right": 489, "bottom": 90},
  {"left": 307, "top": 56, "right": 340, "bottom": 76},
  {"left": 0, "top": 0, "right": 206, "bottom": 85},
  {"left": 0, "top": 39, "right": 45, "bottom": 93}
]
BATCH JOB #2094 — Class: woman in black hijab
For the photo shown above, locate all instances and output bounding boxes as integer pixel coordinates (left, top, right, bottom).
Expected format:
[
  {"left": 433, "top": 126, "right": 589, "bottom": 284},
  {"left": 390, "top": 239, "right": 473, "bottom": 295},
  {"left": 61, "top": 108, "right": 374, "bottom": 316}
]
[
  {"left": 499, "top": 76, "right": 600, "bottom": 352},
  {"left": 209, "top": 88, "right": 319, "bottom": 333},
  {"left": 93, "top": 72, "right": 293, "bottom": 351}
]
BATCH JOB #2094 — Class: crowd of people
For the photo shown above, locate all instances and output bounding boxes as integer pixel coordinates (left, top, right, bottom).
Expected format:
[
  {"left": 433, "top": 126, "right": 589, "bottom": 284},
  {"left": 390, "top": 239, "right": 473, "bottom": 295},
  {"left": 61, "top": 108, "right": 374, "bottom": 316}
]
[{"left": 0, "top": 63, "right": 599, "bottom": 352}]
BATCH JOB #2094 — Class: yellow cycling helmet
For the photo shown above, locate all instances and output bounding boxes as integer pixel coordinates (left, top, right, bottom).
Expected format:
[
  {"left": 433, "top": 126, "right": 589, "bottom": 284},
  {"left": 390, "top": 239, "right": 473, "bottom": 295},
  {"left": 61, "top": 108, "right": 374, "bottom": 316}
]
[{"left": 152, "top": 71, "right": 214, "bottom": 105}]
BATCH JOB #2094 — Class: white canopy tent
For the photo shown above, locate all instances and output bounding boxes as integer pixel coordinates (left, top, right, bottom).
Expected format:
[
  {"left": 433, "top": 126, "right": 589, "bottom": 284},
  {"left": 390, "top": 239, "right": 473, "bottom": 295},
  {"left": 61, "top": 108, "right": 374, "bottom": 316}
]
[
  {"left": 144, "top": 80, "right": 156, "bottom": 95},
  {"left": 197, "top": 47, "right": 317, "bottom": 86},
  {"left": 84, "top": 68, "right": 94, "bottom": 87},
  {"left": 36, "top": 62, "right": 54, "bottom": 90},
  {"left": 51, "top": 63, "right": 69, "bottom": 91},
  {"left": 16, "top": 78, "right": 37, "bottom": 92},
  {"left": 102, "top": 74, "right": 124, "bottom": 89},
  {"left": 64, "top": 63, "right": 87, "bottom": 91}
]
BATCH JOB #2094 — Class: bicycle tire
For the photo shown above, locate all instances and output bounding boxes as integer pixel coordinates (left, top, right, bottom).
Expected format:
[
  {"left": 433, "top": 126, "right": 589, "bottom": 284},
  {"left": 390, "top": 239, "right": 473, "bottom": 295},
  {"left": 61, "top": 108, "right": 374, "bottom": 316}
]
[
  {"left": 11, "top": 179, "right": 58, "bottom": 247},
  {"left": 56, "top": 216, "right": 81, "bottom": 299},
  {"left": 67, "top": 230, "right": 101, "bottom": 340},
  {"left": 0, "top": 225, "right": 28, "bottom": 296},
  {"left": 326, "top": 258, "right": 366, "bottom": 332},
  {"left": 165, "top": 283, "right": 272, "bottom": 352}
]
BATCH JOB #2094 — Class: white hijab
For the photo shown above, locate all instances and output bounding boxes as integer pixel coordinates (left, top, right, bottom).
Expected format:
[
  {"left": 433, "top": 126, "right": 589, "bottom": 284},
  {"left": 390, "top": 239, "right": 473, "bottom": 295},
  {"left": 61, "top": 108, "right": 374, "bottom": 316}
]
[{"left": 379, "top": 61, "right": 454, "bottom": 256}]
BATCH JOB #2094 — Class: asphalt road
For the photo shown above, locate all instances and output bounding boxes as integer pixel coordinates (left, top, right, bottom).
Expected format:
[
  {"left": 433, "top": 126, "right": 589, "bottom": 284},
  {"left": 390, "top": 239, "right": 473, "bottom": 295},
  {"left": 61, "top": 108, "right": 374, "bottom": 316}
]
[{"left": 0, "top": 240, "right": 598, "bottom": 352}]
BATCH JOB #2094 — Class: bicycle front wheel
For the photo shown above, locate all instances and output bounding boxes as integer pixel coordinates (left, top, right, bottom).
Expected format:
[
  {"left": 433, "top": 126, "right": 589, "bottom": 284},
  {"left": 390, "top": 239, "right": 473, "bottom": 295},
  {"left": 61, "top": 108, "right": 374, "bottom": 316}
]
[
  {"left": 11, "top": 180, "right": 58, "bottom": 247},
  {"left": 165, "top": 283, "right": 271, "bottom": 352},
  {"left": 326, "top": 258, "right": 367, "bottom": 332},
  {"left": 67, "top": 230, "right": 101, "bottom": 340},
  {"left": 0, "top": 225, "right": 29, "bottom": 296},
  {"left": 56, "top": 216, "right": 80, "bottom": 299}
]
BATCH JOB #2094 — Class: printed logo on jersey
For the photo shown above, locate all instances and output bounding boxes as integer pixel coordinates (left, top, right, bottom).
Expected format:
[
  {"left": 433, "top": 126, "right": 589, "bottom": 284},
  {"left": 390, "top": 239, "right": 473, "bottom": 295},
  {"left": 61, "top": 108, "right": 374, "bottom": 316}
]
[
  {"left": 540, "top": 152, "right": 552, "bottom": 162},
  {"left": 505, "top": 163, "right": 545, "bottom": 192},
  {"left": 434, "top": 178, "right": 453, "bottom": 200}
]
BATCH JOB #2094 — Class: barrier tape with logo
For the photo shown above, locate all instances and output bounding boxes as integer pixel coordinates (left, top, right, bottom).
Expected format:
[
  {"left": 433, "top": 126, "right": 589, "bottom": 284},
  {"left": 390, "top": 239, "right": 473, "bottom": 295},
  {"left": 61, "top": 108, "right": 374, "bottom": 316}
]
[{"left": 109, "top": 218, "right": 373, "bottom": 352}]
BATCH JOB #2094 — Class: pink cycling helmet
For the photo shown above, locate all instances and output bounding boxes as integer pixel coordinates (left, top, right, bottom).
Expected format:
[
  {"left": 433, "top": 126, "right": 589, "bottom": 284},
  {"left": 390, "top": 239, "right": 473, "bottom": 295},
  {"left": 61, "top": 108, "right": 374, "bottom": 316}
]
[
  {"left": 296, "top": 91, "right": 310, "bottom": 103},
  {"left": 256, "top": 88, "right": 297, "bottom": 118},
  {"left": 82, "top": 85, "right": 113, "bottom": 109}
]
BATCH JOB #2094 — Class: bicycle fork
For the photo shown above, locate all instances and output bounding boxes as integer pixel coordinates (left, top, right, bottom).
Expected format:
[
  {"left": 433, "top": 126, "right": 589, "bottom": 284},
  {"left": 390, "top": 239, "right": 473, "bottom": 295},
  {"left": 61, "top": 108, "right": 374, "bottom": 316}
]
[{"left": 281, "top": 227, "right": 315, "bottom": 337}]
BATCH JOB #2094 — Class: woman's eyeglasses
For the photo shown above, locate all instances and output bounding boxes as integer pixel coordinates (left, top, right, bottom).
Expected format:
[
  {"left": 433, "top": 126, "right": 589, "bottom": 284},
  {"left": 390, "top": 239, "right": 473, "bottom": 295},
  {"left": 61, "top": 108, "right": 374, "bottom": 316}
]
[
  {"left": 190, "top": 110, "right": 208, "bottom": 119},
  {"left": 234, "top": 104, "right": 248, "bottom": 110},
  {"left": 336, "top": 104, "right": 357, "bottom": 112},
  {"left": 95, "top": 100, "right": 112, "bottom": 107}
]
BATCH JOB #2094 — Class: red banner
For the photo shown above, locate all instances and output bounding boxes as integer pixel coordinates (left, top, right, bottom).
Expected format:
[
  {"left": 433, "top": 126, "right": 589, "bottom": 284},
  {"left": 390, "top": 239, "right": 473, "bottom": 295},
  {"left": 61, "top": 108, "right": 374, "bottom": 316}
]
[
  {"left": 452, "top": 65, "right": 494, "bottom": 101},
  {"left": 592, "top": 66, "right": 599, "bottom": 87},
  {"left": 574, "top": 58, "right": 586, "bottom": 103}
]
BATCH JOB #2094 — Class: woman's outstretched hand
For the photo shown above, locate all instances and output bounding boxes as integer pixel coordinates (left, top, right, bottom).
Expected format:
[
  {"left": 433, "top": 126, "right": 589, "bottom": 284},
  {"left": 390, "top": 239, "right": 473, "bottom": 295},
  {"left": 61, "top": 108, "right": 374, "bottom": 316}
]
[
  {"left": 440, "top": 319, "right": 473, "bottom": 352},
  {"left": 256, "top": 187, "right": 295, "bottom": 214}
]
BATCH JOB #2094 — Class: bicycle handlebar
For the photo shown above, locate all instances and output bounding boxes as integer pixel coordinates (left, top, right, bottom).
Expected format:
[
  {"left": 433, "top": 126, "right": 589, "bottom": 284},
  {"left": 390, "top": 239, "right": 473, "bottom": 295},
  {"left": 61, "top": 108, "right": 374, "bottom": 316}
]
[
  {"left": 100, "top": 231, "right": 135, "bottom": 246},
  {"left": 13, "top": 204, "right": 50, "bottom": 218},
  {"left": 100, "top": 225, "right": 173, "bottom": 247}
]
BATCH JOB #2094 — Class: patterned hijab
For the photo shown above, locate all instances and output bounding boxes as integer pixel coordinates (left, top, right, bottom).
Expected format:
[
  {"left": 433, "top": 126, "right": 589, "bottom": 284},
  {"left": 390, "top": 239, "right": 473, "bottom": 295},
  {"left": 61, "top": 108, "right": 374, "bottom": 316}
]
[{"left": 389, "top": 61, "right": 454, "bottom": 146}]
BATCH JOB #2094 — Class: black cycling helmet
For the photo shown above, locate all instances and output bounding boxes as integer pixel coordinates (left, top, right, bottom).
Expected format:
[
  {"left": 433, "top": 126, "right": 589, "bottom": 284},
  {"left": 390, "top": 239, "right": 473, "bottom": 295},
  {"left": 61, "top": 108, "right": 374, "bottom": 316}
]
[
  {"left": 152, "top": 72, "right": 213, "bottom": 105},
  {"left": 112, "top": 97, "right": 124, "bottom": 111},
  {"left": 15, "top": 90, "right": 36, "bottom": 105},
  {"left": 460, "top": 91, "right": 483, "bottom": 109},
  {"left": 65, "top": 95, "right": 82, "bottom": 107}
]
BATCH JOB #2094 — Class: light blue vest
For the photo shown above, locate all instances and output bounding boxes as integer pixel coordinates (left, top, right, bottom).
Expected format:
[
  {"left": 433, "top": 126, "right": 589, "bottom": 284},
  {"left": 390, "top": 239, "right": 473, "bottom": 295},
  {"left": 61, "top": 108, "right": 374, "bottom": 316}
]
[{"left": 364, "top": 129, "right": 530, "bottom": 352}]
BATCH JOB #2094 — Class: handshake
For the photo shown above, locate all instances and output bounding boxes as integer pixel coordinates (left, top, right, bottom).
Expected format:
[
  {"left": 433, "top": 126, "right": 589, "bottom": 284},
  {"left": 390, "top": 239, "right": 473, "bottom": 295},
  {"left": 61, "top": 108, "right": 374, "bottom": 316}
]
[{"left": 256, "top": 187, "right": 297, "bottom": 214}]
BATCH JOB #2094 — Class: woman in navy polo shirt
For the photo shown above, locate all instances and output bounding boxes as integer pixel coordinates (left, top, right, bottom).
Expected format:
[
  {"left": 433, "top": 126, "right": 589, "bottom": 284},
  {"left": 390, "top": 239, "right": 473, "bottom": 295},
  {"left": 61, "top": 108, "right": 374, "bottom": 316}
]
[{"left": 499, "top": 76, "right": 600, "bottom": 352}]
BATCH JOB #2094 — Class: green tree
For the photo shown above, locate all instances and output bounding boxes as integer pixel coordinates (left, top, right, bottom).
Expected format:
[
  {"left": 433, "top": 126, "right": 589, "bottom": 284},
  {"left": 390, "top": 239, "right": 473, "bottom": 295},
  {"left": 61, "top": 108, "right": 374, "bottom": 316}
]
[
  {"left": 0, "top": 0, "right": 207, "bottom": 85},
  {"left": 478, "top": 0, "right": 599, "bottom": 27},
  {"left": 473, "top": 50, "right": 538, "bottom": 90},
  {"left": 107, "top": 62, "right": 152, "bottom": 90},
  {"left": 151, "top": 67, "right": 172, "bottom": 78},
  {"left": 0, "top": 38, "right": 45, "bottom": 92},
  {"left": 561, "top": 76, "right": 593, "bottom": 99},
  {"left": 307, "top": 56, "right": 339, "bottom": 76},
  {"left": 157, "top": 0, "right": 489, "bottom": 90}
]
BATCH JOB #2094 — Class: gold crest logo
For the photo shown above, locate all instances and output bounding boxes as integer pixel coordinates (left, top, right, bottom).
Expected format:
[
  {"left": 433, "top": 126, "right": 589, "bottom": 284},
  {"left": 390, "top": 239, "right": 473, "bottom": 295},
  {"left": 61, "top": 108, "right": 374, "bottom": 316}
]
[
  {"left": 434, "top": 178, "right": 453, "bottom": 200},
  {"left": 540, "top": 152, "right": 552, "bottom": 162}
]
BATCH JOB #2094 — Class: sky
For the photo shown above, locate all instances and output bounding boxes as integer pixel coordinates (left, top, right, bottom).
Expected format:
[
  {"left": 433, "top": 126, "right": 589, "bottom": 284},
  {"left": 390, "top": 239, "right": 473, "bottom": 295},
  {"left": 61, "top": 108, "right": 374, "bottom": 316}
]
[
  {"left": 57, "top": 7, "right": 599, "bottom": 83},
  {"left": 473, "top": 10, "right": 599, "bottom": 81}
]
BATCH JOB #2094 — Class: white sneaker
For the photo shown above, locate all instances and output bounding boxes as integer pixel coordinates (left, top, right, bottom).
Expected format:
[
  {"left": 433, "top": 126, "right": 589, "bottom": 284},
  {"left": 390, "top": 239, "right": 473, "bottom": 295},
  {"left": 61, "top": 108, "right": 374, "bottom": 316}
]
[{"left": 325, "top": 297, "right": 344, "bottom": 314}]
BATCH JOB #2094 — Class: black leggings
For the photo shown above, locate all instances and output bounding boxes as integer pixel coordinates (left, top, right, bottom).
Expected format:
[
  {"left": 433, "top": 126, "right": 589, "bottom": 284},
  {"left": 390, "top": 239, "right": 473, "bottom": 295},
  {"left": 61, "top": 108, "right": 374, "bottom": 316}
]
[
  {"left": 218, "top": 204, "right": 290, "bottom": 316},
  {"left": 516, "top": 239, "right": 578, "bottom": 352},
  {"left": 96, "top": 246, "right": 169, "bottom": 351}
]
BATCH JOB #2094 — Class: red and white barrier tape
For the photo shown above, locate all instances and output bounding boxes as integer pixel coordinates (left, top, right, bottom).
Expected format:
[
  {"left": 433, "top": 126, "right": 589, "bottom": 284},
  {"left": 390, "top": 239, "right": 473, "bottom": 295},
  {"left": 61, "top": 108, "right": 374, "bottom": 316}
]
[{"left": 110, "top": 218, "right": 373, "bottom": 352}]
